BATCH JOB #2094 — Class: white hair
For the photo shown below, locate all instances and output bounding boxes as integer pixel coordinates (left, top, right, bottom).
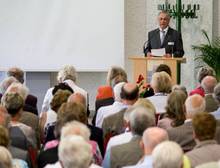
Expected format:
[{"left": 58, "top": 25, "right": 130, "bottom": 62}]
[
  {"left": 61, "top": 121, "right": 91, "bottom": 141},
  {"left": 5, "top": 82, "right": 29, "bottom": 100},
  {"left": 0, "top": 146, "right": 13, "bottom": 168},
  {"left": 0, "top": 77, "right": 18, "bottom": 94},
  {"left": 152, "top": 141, "right": 183, "bottom": 168},
  {"left": 57, "top": 65, "right": 77, "bottom": 83},
  {"left": 185, "top": 94, "right": 205, "bottom": 118},
  {"left": 129, "top": 106, "right": 155, "bottom": 136},
  {"left": 113, "top": 82, "right": 125, "bottom": 102},
  {"left": 59, "top": 135, "right": 92, "bottom": 168}
]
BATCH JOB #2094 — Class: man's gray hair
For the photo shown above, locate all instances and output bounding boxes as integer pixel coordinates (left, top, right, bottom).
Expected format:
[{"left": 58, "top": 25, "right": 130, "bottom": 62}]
[
  {"left": 5, "top": 82, "right": 29, "bottom": 100},
  {"left": 0, "top": 77, "right": 18, "bottom": 94},
  {"left": 152, "top": 141, "right": 183, "bottom": 168},
  {"left": 129, "top": 106, "right": 155, "bottom": 136},
  {"left": 185, "top": 94, "right": 205, "bottom": 118},
  {"left": 113, "top": 82, "right": 125, "bottom": 102},
  {"left": 213, "top": 83, "right": 220, "bottom": 104},
  {"left": 57, "top": 65, "right": 77, "bottom": 83},
  {"left": 61, "top": 121, "right": 91, "bottom": 141},
  {"left": 0, "top": 146, "right": 13, "bottom": 168},
  {"left": 59, "top": 135, "right": 92, "bottom": 168}
]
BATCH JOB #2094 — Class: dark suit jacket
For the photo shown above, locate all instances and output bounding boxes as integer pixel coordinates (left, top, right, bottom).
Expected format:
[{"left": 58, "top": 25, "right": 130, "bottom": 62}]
[
  {"left": 110, "top": 136, "right": 143, "bottom": 168},
  {"left": 38, "top": 146, "right": 58, "bottom": 168},
  {"left": 145, "top": 27, "right": 184, "bottom": 57}
]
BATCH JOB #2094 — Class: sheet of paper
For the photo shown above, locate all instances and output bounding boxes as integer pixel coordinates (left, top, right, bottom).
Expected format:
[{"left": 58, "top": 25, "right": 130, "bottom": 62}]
[{"left": 151, "top": 48, "right": 165, "bottom": 57}]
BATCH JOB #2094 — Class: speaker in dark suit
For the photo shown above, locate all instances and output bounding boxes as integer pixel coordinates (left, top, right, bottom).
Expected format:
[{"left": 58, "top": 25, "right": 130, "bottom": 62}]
[{"left": 144, "top": 11, "right": 184, "bottom": 57}]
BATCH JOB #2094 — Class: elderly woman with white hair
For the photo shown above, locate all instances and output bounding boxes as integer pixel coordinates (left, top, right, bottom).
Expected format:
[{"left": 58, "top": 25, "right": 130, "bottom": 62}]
[{"left": 41, "top": 65, "right": 88, "bottom": 114}]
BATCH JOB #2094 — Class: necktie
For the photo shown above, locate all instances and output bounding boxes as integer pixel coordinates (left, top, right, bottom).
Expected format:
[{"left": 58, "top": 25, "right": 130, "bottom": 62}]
[{"left": 161, "top": 30, "right": 166, "bottom": 45}]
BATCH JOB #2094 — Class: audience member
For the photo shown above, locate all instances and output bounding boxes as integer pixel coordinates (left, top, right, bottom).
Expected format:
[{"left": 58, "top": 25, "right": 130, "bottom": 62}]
[
  {"left": 41, "top": 89, "right": 72, "bottom": 137},
  {"left": 167, "top": 94, "right": 206, "bottom": 151},
  {"left": 186, "top": 112, "right": 220, "bottom": 167},
  {"left": 106, "top": 66, "right": 127, "bottom": 87},
  {"left": 103, "top": 105, "right": 155, "bottom": 168},
  {"left": 158, "top": 90, "right": 187, "bottom": 130},
  {"left": 102, "top": 82, "right": 139, "bottom": 138},
  {"left": 67, "top": 93, "right": 104, "bottom": 156},
  {"left": 1, "top": 92, "right": 37, "bottom": 150},
  {"left": 106, "top": 98, "right": 156, "bottom": 151},
  {"left": 172, "top": 84, "right": 188, "bottom": 97},
  {"left": 124, "top": 127, "right": 168, "bottom": 168},
  {"left": 94, "top": 86, "right": 114, "bottom": 120},
  {"left": 7, "top": 67, "right": 38, "bottom": 114},
  {"left": 0, "top": 76, "right": 18, "bottom": 95},
  {"left": 0, "top": 146, "right": 13, "bottom": 168},
  {"left": 201, "top": 75, "right": 218, "bottom": 112},
  {"left": 212, "top": 83, "right": 220, "bottom": 119},
  {"left": 152, "top": 141, "right": 183, "bottom": 168},
  {"left": 4, "top": 82, "right": 40, "bottom": 148},
  {"left": 0, "top": 125, "right": 29, "bottom": 168},
  {"left": 190, "top": 66, "right": 215, "bottom": 97},
  {"left": 155, "top": 64, "right": 172, "bottom": 77},
  {"left": 147, "top": 71, "right": 172, "bottom": 114},
  {"left": 96, "top": 82, "right": 126, "bottom": 128},
  {"left": 41, "top": 65, "right": 88, "bottom": 114}
]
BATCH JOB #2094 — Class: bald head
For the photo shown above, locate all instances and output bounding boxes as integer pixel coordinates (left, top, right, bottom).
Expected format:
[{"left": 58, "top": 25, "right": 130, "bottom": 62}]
[
  {"left": 120, "top": 83, "right": 139, "bottom": 104},
  {"left": 142, "top": 127, "right": 168, "bottom": 154},
  {"left": 68, "top": 93, "right": 86, "bottom": 107},
  {"left": 201, "top": 76, "right": 217, "bottom": 94},
  {"left": 185, "top": 94, "right": 205, "bottom": 118}
]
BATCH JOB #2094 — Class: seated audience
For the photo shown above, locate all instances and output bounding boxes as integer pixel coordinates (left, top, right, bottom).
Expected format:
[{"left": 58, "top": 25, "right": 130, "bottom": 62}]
[
  {"left": 7, "top": 67, "right": 38, "bottom": 115},
  {"left": 96, "top": 82, "right": 126, "bottom": 128},
  {"left": 68, "top": 92, "right": 104, "bottom": 156},
  {"left": 124, "top": 127, "right": 168, "bottom": 168},
  {"left": 201, "top": 75, "right": 218, "bottom": 112},
  {"left": 0, "top": 105, "right": 10, "bottom": 128},
  {"left": 155, "top": 64, "right": 172, "bottom": 77},
  {"left": 0, "top": 76, "right": 18, "bottom": 96},
  {"left": 4, "top": 82, "right": 40, "bottom": 148},
  {"left": 41, "top": 65, "right": 88, "bottom": 114},
  {"left": 147, "top": 71, "right": 172, "bottom": 114},
  {"left": 0, "top": 125, "right": 29, "bottom": 168},
  {"left": 45, "top": 135, "right": 94, "bottom": 168},
  {"left": 157, "top": 90, "right": 187, "bottom": 130},
  {"left": 186, "top": 112, "right": 220, "bottom": 167},
  {"left": 102, "top": 82, "right": 139, "bottom": 138},
  {"left": 212, "top": 83, "right": 220, "bottom": 119},
  {"left": 190, "top": 66, "right": 215, "bottom": 97},
  {"left": 38, "top": 102, "right": 102, "bottom": 168},
  {"left": 103, "top": 105, "right": 155, "bottom": 168},
  {"left": 172, "top": 84, "right": 188, "bottom": 97},
  {"left": 41, "top": 89, "right": 72, "bottom": 141},
  {"left": 106, "top": 98, "right": 156, "bottom": 151},
  {"left": 1, "top": 92, "right": 37, "bottom": 150},
  {"left": 0, "top": 146, "right": 13, "bottom": 168},
  {"left": 152, "top": 141, "right": 184, "bottom": 168},
  {"left": 167, "top": 94, "right": 206, "bottom": 151}
]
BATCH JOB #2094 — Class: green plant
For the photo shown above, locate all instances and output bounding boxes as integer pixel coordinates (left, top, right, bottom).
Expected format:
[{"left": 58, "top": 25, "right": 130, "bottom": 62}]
[{"left": 192, "top": 30, "right": 220, "bottom": 80}]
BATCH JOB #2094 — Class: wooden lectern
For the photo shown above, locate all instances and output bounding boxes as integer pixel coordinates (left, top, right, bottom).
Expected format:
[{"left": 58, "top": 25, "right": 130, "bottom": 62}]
[{"left": 129, "top": 56, "right": 186, "bottom": 84}]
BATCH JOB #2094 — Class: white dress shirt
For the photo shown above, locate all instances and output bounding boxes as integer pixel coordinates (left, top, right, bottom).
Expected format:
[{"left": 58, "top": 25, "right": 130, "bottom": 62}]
[{"left": 95, "top": 101, "right": 128, "bottom": 128}]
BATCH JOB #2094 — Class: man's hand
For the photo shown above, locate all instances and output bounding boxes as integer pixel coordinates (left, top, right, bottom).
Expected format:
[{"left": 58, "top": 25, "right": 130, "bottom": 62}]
[{"left": 147, "top": 52, "right": 153, "bottom": 57}]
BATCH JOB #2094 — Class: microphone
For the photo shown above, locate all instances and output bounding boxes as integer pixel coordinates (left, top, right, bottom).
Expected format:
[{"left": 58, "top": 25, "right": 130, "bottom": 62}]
[
  {"left": 143, "top": 40, "right": 148, "bottom": 56},
  {"left": 168, "top": 42, "right": 174, "bottom": 57}
]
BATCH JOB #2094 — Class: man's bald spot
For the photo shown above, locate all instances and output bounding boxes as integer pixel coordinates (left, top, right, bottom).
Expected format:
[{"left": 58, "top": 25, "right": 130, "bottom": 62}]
[
  {"left": 201, "top": 76, "right": 217, "bottom": 93},
  {"left": 123, "top": 83, "right": 138, "bottom": 93},
  {"left": 68, "top": 93, "right": 86, "bottom": 107},
  {"left": 143, "top": 127, "right": 168, "bottom": 147}
]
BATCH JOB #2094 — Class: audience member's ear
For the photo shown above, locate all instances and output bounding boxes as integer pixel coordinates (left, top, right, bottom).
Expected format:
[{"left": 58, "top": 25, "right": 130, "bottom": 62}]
[
  {"left": 192, "top": 130, "right": 197, "bottom": 140},
  {"left": 139, "top": 140, "right": 144, "bottom": 150}
]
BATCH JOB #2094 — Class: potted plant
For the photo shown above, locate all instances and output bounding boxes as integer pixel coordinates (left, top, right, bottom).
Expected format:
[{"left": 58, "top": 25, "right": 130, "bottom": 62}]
[{"left": 192, "top": 30, "right": 220, "bottom": 80}]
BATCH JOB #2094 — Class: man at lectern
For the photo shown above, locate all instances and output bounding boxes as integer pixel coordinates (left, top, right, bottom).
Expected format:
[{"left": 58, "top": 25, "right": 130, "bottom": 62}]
[{"left": 144, "top": 11, "right": 184, "bottom": 57}]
